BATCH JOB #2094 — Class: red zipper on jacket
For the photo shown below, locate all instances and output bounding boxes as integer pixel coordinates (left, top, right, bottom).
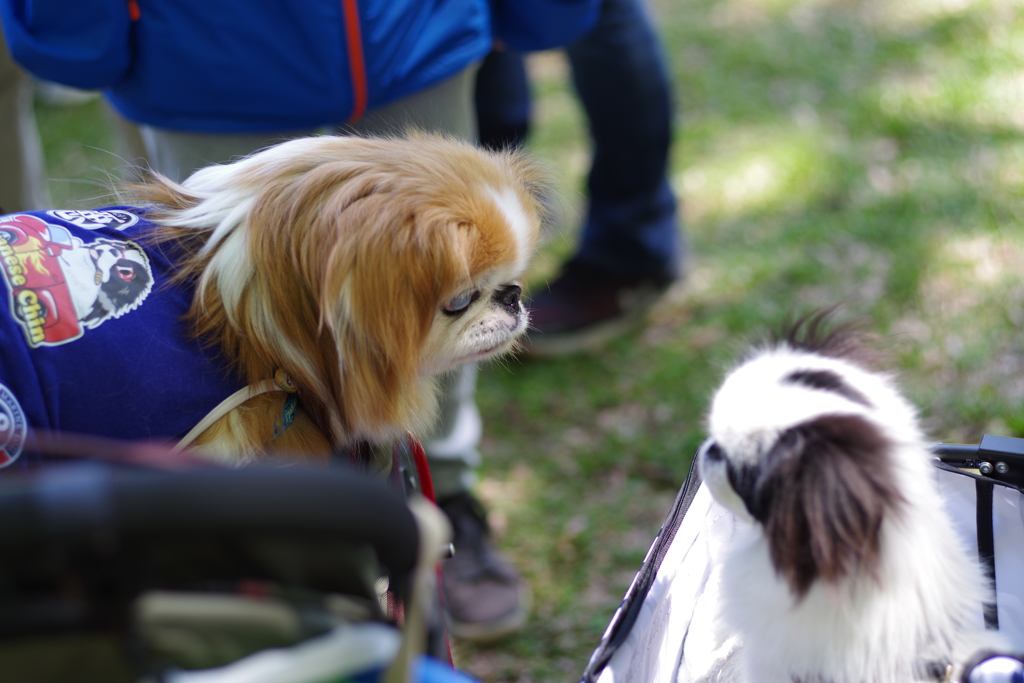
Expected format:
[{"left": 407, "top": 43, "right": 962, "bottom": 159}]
[{"left": 341, "top": 0, "right": 368, "bottom": 123}]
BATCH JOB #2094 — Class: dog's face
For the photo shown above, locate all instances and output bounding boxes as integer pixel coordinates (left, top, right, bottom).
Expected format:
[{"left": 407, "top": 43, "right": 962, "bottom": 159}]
[
  {"left": 699, "top": 315, "right": 909, "bottom": 597},
  {"left": 417, "top": 186, "right": 538, "bottom": 376},
  {"left": 151, "top": 134, "right": 545, "bottom": 445},
  {"left": 304, "top": 138, "right": 543, "bottom": 438}
]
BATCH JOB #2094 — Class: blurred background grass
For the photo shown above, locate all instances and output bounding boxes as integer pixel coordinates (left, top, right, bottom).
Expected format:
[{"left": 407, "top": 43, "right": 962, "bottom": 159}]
[{"left": 30, "top": 0, "right": 1024, "bottom": 679}]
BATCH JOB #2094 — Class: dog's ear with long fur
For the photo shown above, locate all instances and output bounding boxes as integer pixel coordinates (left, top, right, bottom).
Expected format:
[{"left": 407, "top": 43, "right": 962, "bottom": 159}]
[
  {"left": 318, "top": 147, "right": 544, "bottom": 441},
  {"left": 321, "top": 185, "right": 469, "bottom": 439},
  {"left": 730, "top": 414, "right": 905, "bottom": 597}
]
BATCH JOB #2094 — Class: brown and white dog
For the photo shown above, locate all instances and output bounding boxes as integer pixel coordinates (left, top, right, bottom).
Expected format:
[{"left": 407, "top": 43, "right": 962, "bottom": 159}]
[
  {"left": 126, "top": 134, "right": 546, "bottom": 463},
  {"left": 697, "top": 313, "right": 1007, "bottom": 683}
]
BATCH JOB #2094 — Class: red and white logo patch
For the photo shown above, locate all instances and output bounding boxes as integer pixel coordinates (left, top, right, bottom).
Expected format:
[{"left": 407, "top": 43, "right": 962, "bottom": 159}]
[{"left": 0, "top": 214, "right": 153, "bottom": 347}]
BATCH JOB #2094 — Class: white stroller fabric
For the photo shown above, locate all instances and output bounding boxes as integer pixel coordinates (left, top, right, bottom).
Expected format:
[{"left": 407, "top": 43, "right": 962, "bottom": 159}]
[{"left": 590, "top": 465, "right": 1024, "bottom": 683}]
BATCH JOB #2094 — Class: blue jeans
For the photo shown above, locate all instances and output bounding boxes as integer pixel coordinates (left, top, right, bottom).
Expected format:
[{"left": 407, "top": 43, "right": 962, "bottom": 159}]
[{"left": 476, "top": 0, "right": 681, "bottom": 282}]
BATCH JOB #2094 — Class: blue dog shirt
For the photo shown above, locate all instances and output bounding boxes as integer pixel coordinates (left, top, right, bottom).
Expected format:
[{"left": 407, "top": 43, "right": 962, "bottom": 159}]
[{"left": 0, "top": 208, "right": 245, "bottom": 470}]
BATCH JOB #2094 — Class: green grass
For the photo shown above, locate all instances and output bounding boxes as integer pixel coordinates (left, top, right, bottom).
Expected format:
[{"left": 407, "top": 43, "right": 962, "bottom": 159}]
[
  {"left": 34, "top": 97, "right": 121, "bottom": 207},
  {"left": 32, "top": 0, "right": 1024, "bottom": 678}
]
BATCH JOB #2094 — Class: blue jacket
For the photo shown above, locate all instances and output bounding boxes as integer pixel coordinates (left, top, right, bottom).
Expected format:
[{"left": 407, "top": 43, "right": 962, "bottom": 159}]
[
  {"left": 0, "top": 208, "right": 244, "bottom": 470},
  {"left": 0, "top": 0, "right": 598, "bottom": 133}
]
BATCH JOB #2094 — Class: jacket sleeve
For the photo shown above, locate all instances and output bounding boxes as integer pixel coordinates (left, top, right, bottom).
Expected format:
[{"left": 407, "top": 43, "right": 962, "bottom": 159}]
[
  {"left": 490, "top": 0, "right": 600, "bottom": 52},
  {"left": 0, "top": 0, "right": 132, "bottom": 89}
]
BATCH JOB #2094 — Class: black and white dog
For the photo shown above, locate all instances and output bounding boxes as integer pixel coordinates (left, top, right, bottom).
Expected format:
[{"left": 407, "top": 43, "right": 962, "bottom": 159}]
[{"left": 698, "top": 313, "right": 1006, "bottom": 683}]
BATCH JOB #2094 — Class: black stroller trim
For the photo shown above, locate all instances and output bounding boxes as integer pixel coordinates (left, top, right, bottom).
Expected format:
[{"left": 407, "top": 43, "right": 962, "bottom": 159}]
[
  {"left": 0, "top": 463, "right": 420, "bottom": 577},
  {"left": 932, "top": 437, "right": 1024, "bottom": 633},
  {"left": 580, "top": 435, "right": 1024, "bottom": 683},
  {"left": 0, "top": 462, "right": 424, "bottom": 643}
]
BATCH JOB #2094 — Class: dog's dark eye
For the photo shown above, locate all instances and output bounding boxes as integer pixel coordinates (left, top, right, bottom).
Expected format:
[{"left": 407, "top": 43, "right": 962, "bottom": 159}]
[
  {"left": 699, "top": 439, "right": 725, "bottom": 464},
  {"left": 443, "top": 290, "right": 480, "bottom": 316}
]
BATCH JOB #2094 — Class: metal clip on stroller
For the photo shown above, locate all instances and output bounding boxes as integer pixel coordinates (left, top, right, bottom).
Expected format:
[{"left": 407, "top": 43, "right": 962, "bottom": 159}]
[{"left": 0, "top": 460, "right": 450, "bottom": 683}]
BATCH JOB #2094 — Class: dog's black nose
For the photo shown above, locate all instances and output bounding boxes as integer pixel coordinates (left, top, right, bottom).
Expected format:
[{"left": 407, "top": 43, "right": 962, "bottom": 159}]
[{"left": 495, "top": 284, "right": 522, "bottom": 310}]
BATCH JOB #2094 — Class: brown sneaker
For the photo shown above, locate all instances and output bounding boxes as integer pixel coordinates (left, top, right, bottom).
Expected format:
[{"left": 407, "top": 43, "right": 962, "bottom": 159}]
[
  {"left": 439, "top": 493, "right": 529, "bottom": 643},
  {"left": 522, "top": 259, "right": 676, "bottom": 357}
]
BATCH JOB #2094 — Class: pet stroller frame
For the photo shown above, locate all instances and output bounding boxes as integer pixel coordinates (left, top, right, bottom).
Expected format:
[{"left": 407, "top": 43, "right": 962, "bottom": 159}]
[
  {"left": 582, "top": 435, "right": 1024, "bottom": 683},
  {"left": 0, "top": 443, "right": 450, "bottom": 683}
]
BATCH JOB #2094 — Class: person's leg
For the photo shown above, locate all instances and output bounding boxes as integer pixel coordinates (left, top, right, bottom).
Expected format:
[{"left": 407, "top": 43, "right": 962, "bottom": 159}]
[
  {"left": 346, "top": 65, "right": 529, "bottom": 642},
  {"left": 128, "top": 66, "right": 478, "bottom": 185},
  {"left": 424, "top": 366, "right": 482, "bottom": 501},
  {"left": 525, "top": 0, "right": 682, "bottom": 355},
  {"left": 101, "top": 101, "right": 152, "bottom": 184},
  {"left": 0, "top": 30, "right": 51, "bottom": 212},
  {"left": 134, "top": 127, "right": 316, "bottom": 184},
  {"left": 474, "top": 48, "right": 531, "bottom": 152},
  {"left": 340, "top": 66, "right": 478, "bottom": 140},
  {"left": 343, "top": 65, "right": 484, "bottom": 507},
  {"left": 569, "top": 0, "right": 679, "bottom": 280}
]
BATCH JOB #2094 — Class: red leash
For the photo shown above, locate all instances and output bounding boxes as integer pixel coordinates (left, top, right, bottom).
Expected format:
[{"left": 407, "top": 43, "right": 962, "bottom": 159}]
[
  {"left": 407, "top": 434, "right": 456, "bottom": 665},
  {"left": 407, "top": 434, "right": 436, "bottom": 503}
]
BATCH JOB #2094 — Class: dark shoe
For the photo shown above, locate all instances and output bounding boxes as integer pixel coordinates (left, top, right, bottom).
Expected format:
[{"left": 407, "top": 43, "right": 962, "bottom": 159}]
[
  {"left": 523, "top": 259, "right": 676, "bottom": 356},
  {"left": 439, "top": 493, "right": 529, "bottom": 643}
]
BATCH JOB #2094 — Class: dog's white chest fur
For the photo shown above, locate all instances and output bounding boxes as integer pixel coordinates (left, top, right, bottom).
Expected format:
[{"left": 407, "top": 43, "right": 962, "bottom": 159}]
[
  {"left": 719, "top": 512, "right": 993, "bottom": 683},
  {"left": 698, "top": 316, "right": 1006, "bottom": 683}
]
